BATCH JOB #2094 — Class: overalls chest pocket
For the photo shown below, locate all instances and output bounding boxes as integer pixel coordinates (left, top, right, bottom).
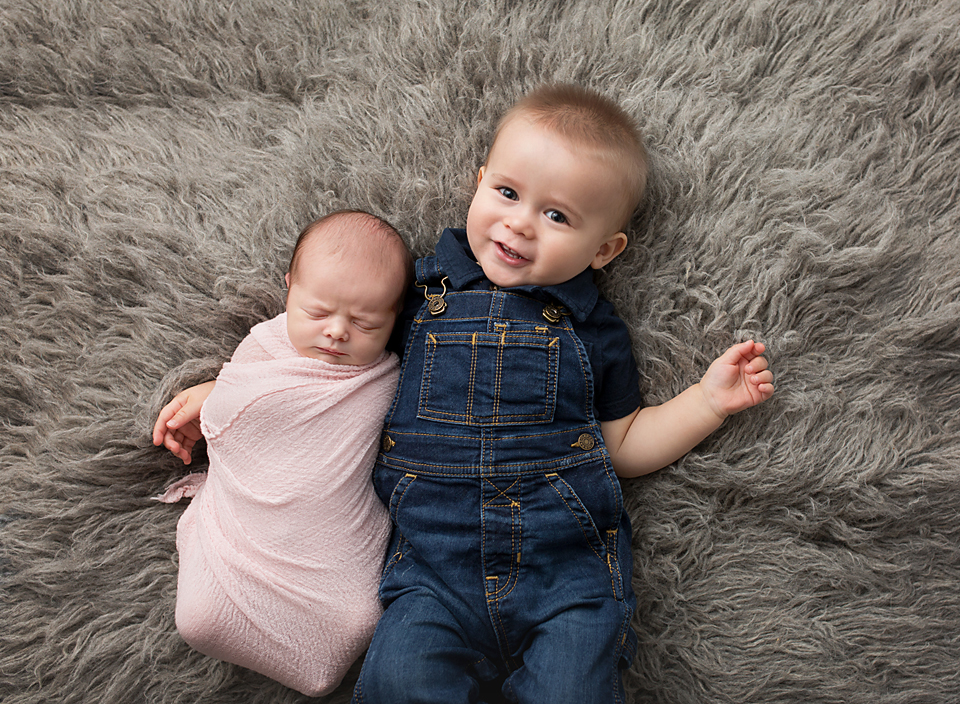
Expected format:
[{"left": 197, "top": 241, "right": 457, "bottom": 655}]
[{"left": 417, "top": 329, "right": 560, "bottom": 426}]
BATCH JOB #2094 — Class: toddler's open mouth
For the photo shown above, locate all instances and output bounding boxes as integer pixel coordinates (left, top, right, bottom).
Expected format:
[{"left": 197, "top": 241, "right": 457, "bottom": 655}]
[{"left": 497, "top": 242, "right": 528, "bottom": 262}]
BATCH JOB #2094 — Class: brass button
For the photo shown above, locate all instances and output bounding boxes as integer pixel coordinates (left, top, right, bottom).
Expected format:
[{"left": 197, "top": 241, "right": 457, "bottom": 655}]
[
  {"left": 542, "top": 304, "right": 569, "bottom": 324},
  {"left": 573, "top": 433, "right": 595, "bottom": 451},
  {"left": 381, "top": 435, "right": 395, "bottom": 452}
]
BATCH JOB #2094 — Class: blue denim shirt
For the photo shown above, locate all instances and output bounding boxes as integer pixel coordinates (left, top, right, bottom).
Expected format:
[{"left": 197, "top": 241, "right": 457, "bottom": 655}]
[{"left": 392, "top": 228, "right": 643, "bottom": 422}]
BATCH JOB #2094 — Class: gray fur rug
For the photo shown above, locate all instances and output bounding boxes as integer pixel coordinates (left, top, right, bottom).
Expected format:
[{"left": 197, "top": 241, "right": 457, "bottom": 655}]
[{"left": 2, "top": 1, "right": 959, "bottom": 702}]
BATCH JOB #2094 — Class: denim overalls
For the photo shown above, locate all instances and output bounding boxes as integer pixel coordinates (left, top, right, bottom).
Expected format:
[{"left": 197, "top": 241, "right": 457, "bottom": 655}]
[{"left": 354, "top": 230, "right": 639, "bottom": 704}]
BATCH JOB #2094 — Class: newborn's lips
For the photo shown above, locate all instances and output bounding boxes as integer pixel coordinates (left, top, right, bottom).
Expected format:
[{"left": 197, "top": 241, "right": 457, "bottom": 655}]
[{"left": 317, "top": 347, "right": 345, "bottom": 357}]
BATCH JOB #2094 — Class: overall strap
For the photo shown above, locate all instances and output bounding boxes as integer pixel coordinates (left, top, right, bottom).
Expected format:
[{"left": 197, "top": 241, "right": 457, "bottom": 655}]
[{"left": 415, "top": 255, "right": 444, "bottom": 288}]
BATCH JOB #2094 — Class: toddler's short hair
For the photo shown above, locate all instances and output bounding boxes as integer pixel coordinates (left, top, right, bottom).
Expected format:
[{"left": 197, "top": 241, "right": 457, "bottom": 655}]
[
  {"left": 493, "top": 84, "right": 648, "bottom": 229},
  {"left": 288, "top": 210, "right": 414, "bottom": 308}
]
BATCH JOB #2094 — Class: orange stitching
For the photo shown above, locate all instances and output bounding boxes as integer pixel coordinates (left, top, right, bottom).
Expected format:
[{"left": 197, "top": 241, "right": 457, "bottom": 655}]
[
  {"left": 377, "top": 454, "right": 606, "bottom": 476},
  {"left": 381, "top": 425, "right": 592, "bottom": 441},
  {"left": 467, "top": 332, "right": 477, "bottom": 419},
  {"left": 481, "top": 477, "right": 520, "bottom": 507},
  {"left": 544, "top": 474, "right": 605, "bottom": 562}
]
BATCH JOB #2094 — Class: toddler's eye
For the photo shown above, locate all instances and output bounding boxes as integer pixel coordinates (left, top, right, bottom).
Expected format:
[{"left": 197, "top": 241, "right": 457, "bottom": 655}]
[
  {"left": 546, "top": 210, "right": 567, "bottom": 224},
  {"left": 497, "top": 187, "right": 518, "bottom": 201}
]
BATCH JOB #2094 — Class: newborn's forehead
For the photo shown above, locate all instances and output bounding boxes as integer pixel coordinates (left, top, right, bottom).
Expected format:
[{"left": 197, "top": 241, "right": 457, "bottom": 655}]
[
  {"left": 302, "top": 262, "right": 399, "bottom": 313},
  {"left": 297, "top": 226, "right": 406, "bottom": 299}
]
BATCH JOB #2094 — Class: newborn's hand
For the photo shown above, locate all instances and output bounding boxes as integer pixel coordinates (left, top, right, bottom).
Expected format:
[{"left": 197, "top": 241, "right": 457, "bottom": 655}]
[
  {"left": 152, "top": 381, "right": 215, "bottom": 464},
  {"left": 699, "top": 340, "right": 774, "bottom": 420}
]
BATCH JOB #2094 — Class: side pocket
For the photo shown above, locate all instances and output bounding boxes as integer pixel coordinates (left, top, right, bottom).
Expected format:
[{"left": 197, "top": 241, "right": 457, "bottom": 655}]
[
  {"left": 606, "top": 527, "right": 626, "bottom": 602},
  {"left": 544, "top": 473, "right": 607, "bottom": 561},
  {"left": 619, "top": 625, "right": 638, "bottom": 672},
  {"left": 379, "top": 531, "right": 408, "bottom": 594},
  {"left": 388, "top": 473, "right": 417, "bottom": 524},
  {"left": 378, "top": 473, "right": 417, "bottom": 592}
]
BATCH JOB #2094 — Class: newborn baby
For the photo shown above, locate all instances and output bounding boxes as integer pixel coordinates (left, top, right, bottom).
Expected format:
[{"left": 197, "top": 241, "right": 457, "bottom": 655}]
[{"left": 154, "top": 210, "right": 411, "bottom": 695}]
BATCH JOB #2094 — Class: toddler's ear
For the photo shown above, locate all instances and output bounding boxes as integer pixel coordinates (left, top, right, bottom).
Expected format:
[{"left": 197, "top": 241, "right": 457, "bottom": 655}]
[
  {"left": 590, "top": 232, "right": 628, "bottom": 270},
  {"left": 476, "top": 166, "right": 485, "bottom": 186},
  {"left": 285, "top": 272, "right": 291, "bottom": 288}
]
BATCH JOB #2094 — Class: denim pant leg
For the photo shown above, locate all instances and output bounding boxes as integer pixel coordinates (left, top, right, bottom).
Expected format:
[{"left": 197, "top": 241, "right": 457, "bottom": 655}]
[
  {"left": 502, "top": 600, "right": 638, "bottom": 704},
  {"left": 352, "top": 588, "right": 501, "bottom": 704}
]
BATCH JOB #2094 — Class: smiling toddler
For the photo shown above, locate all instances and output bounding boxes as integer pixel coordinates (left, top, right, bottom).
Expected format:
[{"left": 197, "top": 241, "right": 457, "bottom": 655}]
[{"left": 353, "top": 84, "right": 775, "bottom": 702}]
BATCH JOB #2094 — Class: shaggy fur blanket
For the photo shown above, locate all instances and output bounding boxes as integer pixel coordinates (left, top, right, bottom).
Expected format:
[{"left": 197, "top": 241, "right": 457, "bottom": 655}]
[{"left": 2, "top": 1, "right": 958, "bottom": 703}]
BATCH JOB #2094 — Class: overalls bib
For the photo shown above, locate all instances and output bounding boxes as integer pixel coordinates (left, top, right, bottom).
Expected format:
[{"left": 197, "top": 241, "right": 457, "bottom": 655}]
[{"left": 360, "top": 251, "right": 638, "bottom": 703}]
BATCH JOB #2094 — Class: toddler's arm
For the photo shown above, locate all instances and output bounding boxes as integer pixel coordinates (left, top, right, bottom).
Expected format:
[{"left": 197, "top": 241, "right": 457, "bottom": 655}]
[
  {"left": 152, "top": 381, "right": 216, "bottom": 464},
  {"left": 602, "top": 340, "right": 774, "bottom": 478}
]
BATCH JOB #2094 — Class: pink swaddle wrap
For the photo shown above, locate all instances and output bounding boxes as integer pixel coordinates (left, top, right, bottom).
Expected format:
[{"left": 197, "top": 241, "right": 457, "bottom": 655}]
[{"left": 157, "top": 313, "right": 397, "bottom": 696}]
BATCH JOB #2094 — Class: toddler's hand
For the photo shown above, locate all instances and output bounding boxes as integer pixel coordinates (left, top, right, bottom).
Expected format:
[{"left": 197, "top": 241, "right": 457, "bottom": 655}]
[
  {"left": 152, "top": 381, "right": 216, "bottom": 464},
  {"left": 699, "top": 340, "right": 774, "bottom": 420}
]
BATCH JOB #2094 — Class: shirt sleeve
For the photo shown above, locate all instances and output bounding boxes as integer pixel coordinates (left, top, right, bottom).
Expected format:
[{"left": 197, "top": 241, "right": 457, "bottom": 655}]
[{"left": 590, "top": 306, "right": 643, "bottom": 422}]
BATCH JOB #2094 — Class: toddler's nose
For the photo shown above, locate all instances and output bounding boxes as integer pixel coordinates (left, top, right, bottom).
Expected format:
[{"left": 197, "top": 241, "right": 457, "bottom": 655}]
[{"left": 505, "top": 210, "right": 534, "bottom": 238}]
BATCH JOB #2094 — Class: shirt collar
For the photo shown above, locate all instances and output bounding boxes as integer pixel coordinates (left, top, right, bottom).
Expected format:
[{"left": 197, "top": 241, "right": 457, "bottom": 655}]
[{"left": 435, "top": 228, "right": 600, "bottom": 322}]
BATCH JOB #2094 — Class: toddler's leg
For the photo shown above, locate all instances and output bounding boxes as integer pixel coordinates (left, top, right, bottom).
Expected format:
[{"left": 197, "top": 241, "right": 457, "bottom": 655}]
[
  {"left": 502, "top": 602, "right": 636, "bottom": 704},
  {"left": 352, "top": 589, "right": 500, "bottom": 704}
]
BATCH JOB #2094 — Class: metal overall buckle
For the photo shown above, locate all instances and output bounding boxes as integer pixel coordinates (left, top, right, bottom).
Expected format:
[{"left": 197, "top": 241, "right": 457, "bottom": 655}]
[{"left": 416, "top": 276, "right": 450, "bottom": 316}]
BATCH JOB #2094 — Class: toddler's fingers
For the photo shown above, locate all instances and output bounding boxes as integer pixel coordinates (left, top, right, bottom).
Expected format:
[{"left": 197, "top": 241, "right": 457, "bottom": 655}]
[
  {"left": 739, "top": 340, "right": 766, "bottom": 362},
  {"left": 719, "top": 340, "right": 757, "bottom": 364},
  {"left": 753, "top": 370, "right": 774, "bottom": 385}
]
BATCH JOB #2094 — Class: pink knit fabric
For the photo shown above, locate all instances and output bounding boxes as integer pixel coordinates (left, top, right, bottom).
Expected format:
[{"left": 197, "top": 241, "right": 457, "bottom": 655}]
[{"left": 158, "top": 314, "right": 397, "bottom": 696}]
